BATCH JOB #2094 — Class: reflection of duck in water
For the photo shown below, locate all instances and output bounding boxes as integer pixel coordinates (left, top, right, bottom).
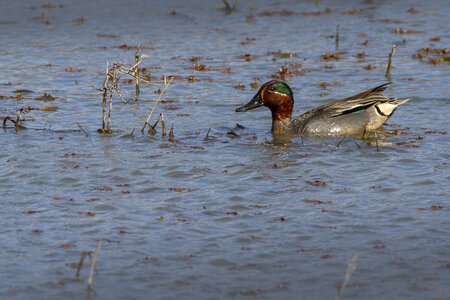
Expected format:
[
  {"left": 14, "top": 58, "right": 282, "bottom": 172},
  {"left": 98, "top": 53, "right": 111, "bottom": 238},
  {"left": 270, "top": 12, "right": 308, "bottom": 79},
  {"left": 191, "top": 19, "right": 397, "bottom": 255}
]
[{"left": 236, "top": 81, "right": 410, "bottom": 136}]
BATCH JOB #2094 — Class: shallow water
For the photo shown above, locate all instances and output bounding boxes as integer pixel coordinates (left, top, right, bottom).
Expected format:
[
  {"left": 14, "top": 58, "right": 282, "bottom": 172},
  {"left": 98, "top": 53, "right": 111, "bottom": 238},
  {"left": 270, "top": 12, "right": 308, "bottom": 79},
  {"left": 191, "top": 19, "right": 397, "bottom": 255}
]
[{"left": 0, "top": 0, "right": 449, "bottom": 299}]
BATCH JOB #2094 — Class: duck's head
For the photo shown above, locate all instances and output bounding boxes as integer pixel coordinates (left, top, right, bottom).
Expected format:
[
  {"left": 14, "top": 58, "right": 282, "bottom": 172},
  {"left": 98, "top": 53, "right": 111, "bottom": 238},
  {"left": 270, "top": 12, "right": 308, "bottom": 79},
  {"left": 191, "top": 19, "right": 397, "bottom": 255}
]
[{"left": 236, "top": 80, "right": 294, "bottom": 122}]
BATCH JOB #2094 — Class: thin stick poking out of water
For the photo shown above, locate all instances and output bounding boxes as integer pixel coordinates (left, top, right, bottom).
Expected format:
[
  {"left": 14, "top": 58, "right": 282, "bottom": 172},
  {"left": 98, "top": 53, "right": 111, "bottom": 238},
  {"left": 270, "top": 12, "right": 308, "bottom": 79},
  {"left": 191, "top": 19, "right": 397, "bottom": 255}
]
[
  {"left": 76, "top": 122, "right": 88, "bottom": 137},
  {"left": 169, "top": 124, "right": 174, "bottom": 139},
  {"left": 142, "top": 76, "right": 174, "bottom": 132},
  {"left": 88, "top": 241, "right": 101, "bottom": 289},
  {"left": 385, "top": 44, "right": 396, "bottom": 79},
  {"left": 102, "top": 62, "right": 109, "bottom": 131},
  {"left": 335, "top": 24, "right": 340, "bottom": 49},
  {"left": 336, "top": 254, "right": 359, "bottom": 300},
  {"left": 135, "top": 47, "right": 140, "bottom": 96},
  {"left": 161, "top": 113, "right": 166, "bottom": 137},
  {"left": 205, "top": 128, "right": 211, "bottom": 140},
  {"left": 76, "top": 251, "right": 91, "bottom": 278}
]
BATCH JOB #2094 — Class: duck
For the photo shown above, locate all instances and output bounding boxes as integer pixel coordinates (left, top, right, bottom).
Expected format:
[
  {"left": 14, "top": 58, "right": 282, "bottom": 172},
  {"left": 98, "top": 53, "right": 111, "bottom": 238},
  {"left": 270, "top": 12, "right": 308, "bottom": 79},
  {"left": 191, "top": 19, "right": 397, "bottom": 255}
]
[{"left": 236, "top": 80, "right": 411, "bottom": 136}]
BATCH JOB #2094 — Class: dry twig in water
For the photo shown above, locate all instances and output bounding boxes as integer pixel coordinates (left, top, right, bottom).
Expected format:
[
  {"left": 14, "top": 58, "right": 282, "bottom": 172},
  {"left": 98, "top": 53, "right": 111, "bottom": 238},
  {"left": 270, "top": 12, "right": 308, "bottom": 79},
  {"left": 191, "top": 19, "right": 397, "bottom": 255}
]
[
  {"left": 160, "top": 113, "right": 166, "bottom": 137},
  {"left": 169, "top": 124, "right": 174, "bottom": 138},
  {"left": 88, "top": 241, "right": 101, "bottom": 289},
  {"left": 385, "top": 44, "right": 396, "bottom": 79},
  {"left": 76, "top": 122, "right": 88, "bottom": 137},
  {"left": 135, "top": 47, "right": 140, "bottom": 96},
  {"left": 76, "top": 251, "right": 92, "bottom": 278},
  {"left": 141, "top": 76, "right": 174, "bottom": 132},
  {"left": 102, "top": 62, "right": 109, "bottom": 131},
  {"left": 205, "top": 128, "right": 211, "bottom": 140},
  {"left": 336, "top": 254, "right": 359, "bottom": 300},
  {"left": 335, "top": 24, "right": 340, "bottom": 49}
]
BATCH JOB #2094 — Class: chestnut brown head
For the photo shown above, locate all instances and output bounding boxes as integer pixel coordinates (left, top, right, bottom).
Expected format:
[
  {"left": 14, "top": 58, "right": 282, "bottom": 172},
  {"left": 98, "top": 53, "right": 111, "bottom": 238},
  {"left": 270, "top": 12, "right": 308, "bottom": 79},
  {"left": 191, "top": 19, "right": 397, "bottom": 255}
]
[{"left": 236, "top": 80, "right": 294, "bottom": 121}]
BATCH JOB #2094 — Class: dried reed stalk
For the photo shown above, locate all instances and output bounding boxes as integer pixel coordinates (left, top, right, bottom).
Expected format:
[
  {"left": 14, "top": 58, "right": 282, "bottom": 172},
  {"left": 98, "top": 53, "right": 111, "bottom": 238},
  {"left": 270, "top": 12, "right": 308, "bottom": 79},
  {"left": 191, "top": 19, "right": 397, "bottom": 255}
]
[
  {"left": 102, "top": 62, "right": 109, "bottom": 130},
  {"left": 76, "top": 122, "right": 88, "bottom": 137},
  {"left": 169, "top": 124, "right": 174, "bottom": 138},
  {"left": 141, "top": 76, "right": 174, "bottom": 132},
  {"left": 160, "top": 113, "right": 166, "bottom": 137},
  {"left": 385, "top": 44, "right": 396, "bottom": 79},
  {"left": 135, "top": 48, "right": 140, "bottom": 96},
  {"left": 335, "top": 24, "right": 340, "bottom": 49},
  {"left": 205, "top": 128, "right": 211, "bottom": 140},
  {"left": 336, "top": 254, "right": 359, "bottom": 300},
  {"left": 88, "top": 241, "right": 101, "bottom": 289},
  {"left": 76, "top": 251, "right": 91, "bottom": 278}
]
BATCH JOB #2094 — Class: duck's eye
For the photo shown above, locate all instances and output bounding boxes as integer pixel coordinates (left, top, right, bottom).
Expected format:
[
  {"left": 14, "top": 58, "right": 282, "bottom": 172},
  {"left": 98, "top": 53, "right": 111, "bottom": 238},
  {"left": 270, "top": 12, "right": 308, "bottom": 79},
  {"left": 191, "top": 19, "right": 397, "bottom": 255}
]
[{"left": 267, "top": 84, "right": 278, "bottom": 92}]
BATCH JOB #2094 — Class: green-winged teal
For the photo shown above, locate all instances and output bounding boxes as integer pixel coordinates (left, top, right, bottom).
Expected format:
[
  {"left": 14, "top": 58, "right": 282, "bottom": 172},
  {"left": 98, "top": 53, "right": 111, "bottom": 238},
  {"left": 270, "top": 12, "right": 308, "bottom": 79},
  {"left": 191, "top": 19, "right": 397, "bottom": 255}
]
[{"left": 236, "top": 80, "right": 410, "bottom": 136}]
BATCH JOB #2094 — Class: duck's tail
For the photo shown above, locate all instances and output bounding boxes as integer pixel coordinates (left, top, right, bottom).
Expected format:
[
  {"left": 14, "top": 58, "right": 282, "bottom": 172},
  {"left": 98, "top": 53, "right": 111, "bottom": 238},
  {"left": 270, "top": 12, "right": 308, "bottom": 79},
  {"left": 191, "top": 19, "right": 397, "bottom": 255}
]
[{"left": 376, "top": 98, "right": 411, "bottom": 116}]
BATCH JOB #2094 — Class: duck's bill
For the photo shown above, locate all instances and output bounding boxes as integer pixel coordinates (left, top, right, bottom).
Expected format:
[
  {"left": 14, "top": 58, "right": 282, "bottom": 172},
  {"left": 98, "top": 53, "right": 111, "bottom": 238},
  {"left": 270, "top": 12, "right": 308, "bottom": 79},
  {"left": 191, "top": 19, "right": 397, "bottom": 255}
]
[{"left": 235, "top": 94, "right": 263, "bottom": 112}]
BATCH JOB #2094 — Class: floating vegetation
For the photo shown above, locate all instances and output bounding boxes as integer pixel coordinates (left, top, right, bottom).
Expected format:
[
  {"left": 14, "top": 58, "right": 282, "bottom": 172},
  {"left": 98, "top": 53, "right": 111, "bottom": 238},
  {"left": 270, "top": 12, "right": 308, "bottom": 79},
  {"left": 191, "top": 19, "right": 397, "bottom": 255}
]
[
  {"left": 233, "top": 84, "right": 245, "bottom": 90},
  {"left": 241, "top": 37, "right": 257, "bottom": 45},
  {"left": 306, "top": 180, "right": 327, "bottom": 187},
  {"left": 34, "top": 93, "right": 55, "bottom": 101},
  {"left": 236, "top": 53, "right": 258, "bottom": 61},
  {"left": 305, "top": 199, "right": 332, "bottom": 205},
  {"left": 13, "top": 89, "right": 34, "bottom": 94},
  {"left": 96, "top": 33, "right": 119, "bottom": 38},
  {"left": 342, "top": 8, "right": 364, "bottom": 15},
  {"left": 271, "top": 60, "right": 305, "bottom": 80},
  {"left": 40, "top": 105, "right": 58, "bottom": 111},
  {"left": 189, "top": 56, "right": 202, "bottom": 62},
  {"left": 321, "top": 52, "right": 342, "bottom": 61},
  {"left": 191, "top": 64, "right": 213, "bottom": 71},
  {"left": 407, "top": 7, "right": 419, "bottom": 14},
  {"left": 395, "top": 27, "right": 425, "bottom": 34},
  {"left": 266, "top": 50, "right": 294, "bottom": 59},
  {"left": 363, "top": 64, "right": 376, "bottom": 70},
  {"left": 259, "top": 9, "right": 297, "bottom": 17},
  {"left": 379, "top": 19, "right": 401, "bottom": 23},
  {"left": 250, "top": 82, "right": 259, "bottom": 89},
  {"left": 65, "top": 67, "right": 82, "bottom": 72},
  {"left": 73, "top": 17, "right": 85, "bottom": 24},
  {"left": 114, "top": 44, "right": 156, "bottom": 50},
  {"left": 301, "top": 8, "right": 332, "bottom": 16},
  {"left": 412, "top": 47, "right": 449, "bottom": 65},
  {"left": 318, "top": 82, "right": 341, "bottom": 89}
]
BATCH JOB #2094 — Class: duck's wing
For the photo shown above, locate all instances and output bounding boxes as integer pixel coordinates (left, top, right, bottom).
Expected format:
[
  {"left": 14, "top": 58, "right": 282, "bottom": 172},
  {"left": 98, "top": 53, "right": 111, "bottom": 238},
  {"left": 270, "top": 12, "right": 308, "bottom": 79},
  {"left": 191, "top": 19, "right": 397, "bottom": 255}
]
[
  {"left": 293, "top": 83, "right": 410, "bottom": 126},
  {"left": 319, "top": 83, "right": 391, "bottom": 117}
]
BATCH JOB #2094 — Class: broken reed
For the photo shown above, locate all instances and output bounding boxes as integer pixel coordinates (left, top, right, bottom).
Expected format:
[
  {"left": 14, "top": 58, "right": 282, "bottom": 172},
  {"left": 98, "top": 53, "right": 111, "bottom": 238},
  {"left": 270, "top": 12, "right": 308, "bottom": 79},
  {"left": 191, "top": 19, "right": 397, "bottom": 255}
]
[
  {"left": 335, "top": 24, "right": 340, "bottom": 49},
  {"left": 336, "top": 254, "right": 359, "bottom": 300},
  {"left": 107, "top": 63, "right": 119, "bottom": 132},
  {"left": 102, "top": 62, "right": 109, "bottom": 131},
  {"left": 385, "top": 44, "right": 396, "bottom": 79},
  {"left": 88, "top": 241, "right": 101, "bottom": 290},
  {"left": 135, "top": 48, "right": 140, "bottom": 96},
  {"left": 169, "top": 124, "right": 174, "bottom": 138},
  {"left": 99, "top": 52, "right": 168, "bottom": 134},
  {"left": 160, "top": 113, "right": 166, "bottom": 137},
  {"left": 141, "top": 75, "right": 174, "bottom": 132}
]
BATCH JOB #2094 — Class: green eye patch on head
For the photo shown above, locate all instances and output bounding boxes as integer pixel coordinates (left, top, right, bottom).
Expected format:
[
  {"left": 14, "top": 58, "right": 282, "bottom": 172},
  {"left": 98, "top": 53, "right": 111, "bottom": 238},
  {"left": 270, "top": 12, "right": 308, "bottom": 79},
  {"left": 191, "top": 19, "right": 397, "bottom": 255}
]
[{"left": 268, "top": 81, "right": 293, "bottom": 100}]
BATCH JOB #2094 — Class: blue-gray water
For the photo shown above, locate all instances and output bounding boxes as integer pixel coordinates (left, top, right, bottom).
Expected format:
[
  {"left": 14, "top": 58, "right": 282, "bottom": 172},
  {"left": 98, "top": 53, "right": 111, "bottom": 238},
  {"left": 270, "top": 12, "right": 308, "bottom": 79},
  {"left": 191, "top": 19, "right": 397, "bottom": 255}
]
[{"left": 0, "top": 0, "right": 449, "bottom": 299}]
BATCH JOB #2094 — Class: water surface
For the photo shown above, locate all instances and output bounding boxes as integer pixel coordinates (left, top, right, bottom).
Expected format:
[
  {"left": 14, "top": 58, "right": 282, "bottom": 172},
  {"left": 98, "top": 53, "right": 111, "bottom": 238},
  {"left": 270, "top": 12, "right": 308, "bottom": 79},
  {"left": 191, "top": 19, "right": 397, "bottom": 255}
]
[{"left": 0, "top": 0, "right": 449, "bottom": 299}]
